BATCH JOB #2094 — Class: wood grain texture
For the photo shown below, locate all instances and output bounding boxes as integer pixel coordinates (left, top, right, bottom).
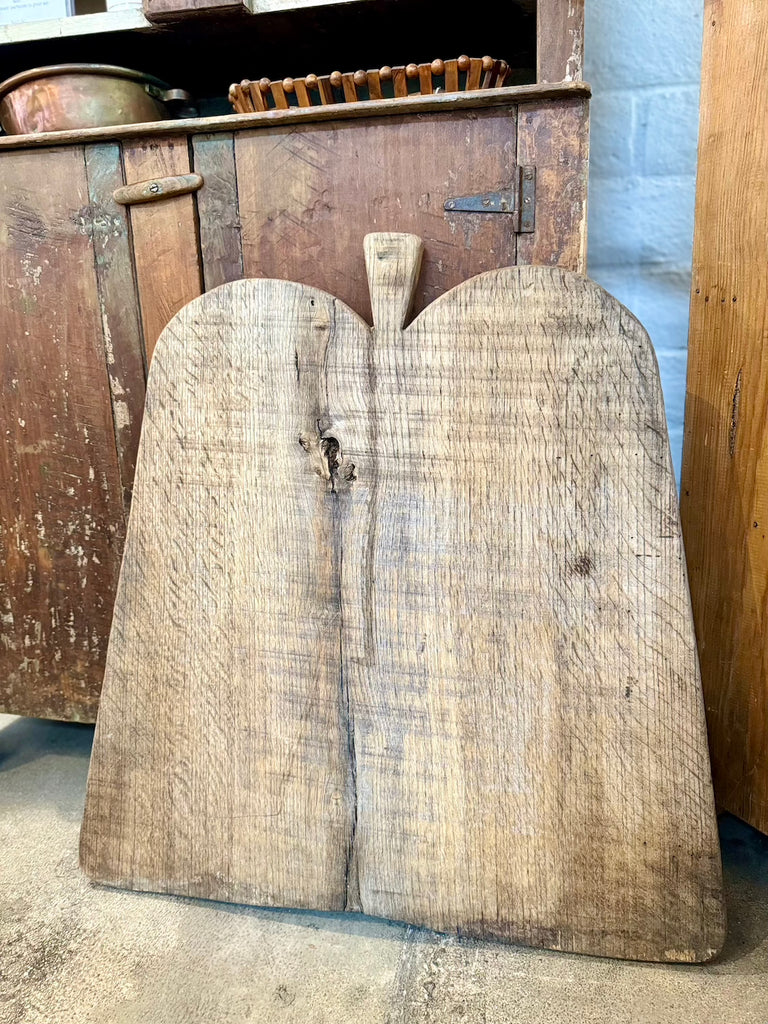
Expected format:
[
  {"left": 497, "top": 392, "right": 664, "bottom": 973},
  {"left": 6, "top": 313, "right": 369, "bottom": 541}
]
[
  {"left": 333, "top": 236, "right": 723, "bottom": 962},
  {"left": 122, "top": 135, "right": 203, "bottom": 362},
  {"left": 0, "top": 146, "right": 127, "bottom": 721},
  {"left": 0, "top": 84, "right": 591, "bottom": 152},
  {"left": 143, "top": 0, "right": 250, "bottom": 23},
  {"left": 192, "top": 133, "right": 244, "bottom": 290},
  {"left": 82, "top": 234, "right": 723, "bottom": 961},
  {"left": 82, "top": 277, "right": 356, "bottom": 908},
  {"left": 235, "top": 107, "right": 520, "bottom": 321},
  {"left": 537, "top": 0, "right": 584, "bottom": 82},
  {"left": 516, "top": 96, "right": 589, "bottom": 271},
  {"left": 112, "top": 173, "right": 204, "bottom": 206},
  {"left": 680, "top": 0, "right": 768, "bottom": 833},
  {"left": 84, "top": 143, "right": 147, "bottom": 513}
]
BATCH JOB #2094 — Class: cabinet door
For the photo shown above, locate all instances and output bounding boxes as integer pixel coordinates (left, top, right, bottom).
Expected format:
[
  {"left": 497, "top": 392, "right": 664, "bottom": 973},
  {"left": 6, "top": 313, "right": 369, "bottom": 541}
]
[
  {"left": 193, "top": 98, "right": 589, "bottom": 325},
  {"left": 0, "top": 145, "right": 143, "bottom": 720},
  {"left": 121, "top": 135, "right": 203, "bottom": 362}
]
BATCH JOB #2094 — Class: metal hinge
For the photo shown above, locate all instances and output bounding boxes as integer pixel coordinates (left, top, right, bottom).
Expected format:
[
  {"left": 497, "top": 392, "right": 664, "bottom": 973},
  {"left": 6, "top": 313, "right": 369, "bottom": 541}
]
[{"left": 444, "top": 166, "right": 536, "bottom": 233}]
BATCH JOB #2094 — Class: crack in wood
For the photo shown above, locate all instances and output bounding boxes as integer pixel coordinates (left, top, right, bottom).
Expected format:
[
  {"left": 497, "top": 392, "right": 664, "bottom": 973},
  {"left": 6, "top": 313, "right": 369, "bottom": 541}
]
[
  {"left": 320, "top": 430, "right": 360, "bottom": 911},
  {"left": 729, "top": 368, "right": 742, "bottom": 458}
]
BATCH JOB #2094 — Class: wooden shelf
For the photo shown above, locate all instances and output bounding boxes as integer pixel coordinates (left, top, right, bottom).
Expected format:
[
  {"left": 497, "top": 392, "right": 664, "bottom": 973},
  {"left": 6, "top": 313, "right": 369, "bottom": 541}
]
[
  {"left": 0, "top": 0, "right": 539, "bottom": 48},
  {"left": 249, "top": 0, "right": 379, "bottom": 12},
  {"left": 0, "top": 0, "right": 540, "bottom": 112},
  {"left": 0, "top": 9, "right": 153, "bottom": 45},
  {"left": 0, "top": 81, "right": 591, "bottom": 149},
  {"left": 0, "top": 0, "right": 507, "bottom": 47}
]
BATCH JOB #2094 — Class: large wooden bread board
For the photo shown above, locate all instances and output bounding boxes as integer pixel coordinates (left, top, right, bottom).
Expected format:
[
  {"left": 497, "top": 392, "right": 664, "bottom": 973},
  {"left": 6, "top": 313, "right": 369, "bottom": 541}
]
[{"left": 81, "top": 234, "right": 724, "bottom": 962}]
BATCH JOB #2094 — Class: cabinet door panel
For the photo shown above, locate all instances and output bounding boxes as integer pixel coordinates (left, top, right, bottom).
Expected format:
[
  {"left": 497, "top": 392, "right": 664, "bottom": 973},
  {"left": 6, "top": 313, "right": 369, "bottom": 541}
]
[
  {"left": 517, "top": 97, "right": 589, "bottom": 271},
  {"left": 0, "top": 147, "right": 126, "bottom": 720},
  {"left": 85, "top": 143, "right": 147, "bottom": 512},
  {"left": 193, "top": 132, "right": 244, "bottom": 291},
  {"left": 122, "top": 136, "right": 203, "bottom": 362},
  {"left": 234, "top": 107, "right": 519, "bottom": 323}
]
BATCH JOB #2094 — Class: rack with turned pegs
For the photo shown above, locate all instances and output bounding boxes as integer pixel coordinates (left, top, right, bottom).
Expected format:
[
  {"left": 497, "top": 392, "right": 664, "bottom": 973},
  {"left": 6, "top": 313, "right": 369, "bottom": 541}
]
[{"left": 229, "top": 56, "right": 513, "bottom": 112}]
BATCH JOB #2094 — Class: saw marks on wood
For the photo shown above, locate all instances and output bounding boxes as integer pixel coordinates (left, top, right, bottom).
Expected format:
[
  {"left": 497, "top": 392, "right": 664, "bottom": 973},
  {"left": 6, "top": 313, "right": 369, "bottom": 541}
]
[
  {"left": 81, "top": 280, "right": 360, "bottom": 909},
  {"left": 82, "top": 234, "right": 724, "bottom": 962}
]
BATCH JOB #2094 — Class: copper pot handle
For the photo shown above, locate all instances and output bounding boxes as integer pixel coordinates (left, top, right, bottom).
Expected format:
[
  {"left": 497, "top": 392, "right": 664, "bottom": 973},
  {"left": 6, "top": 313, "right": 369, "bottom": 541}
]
[{"left": 144, "top": 84, "right": 192, "bottom": 105}]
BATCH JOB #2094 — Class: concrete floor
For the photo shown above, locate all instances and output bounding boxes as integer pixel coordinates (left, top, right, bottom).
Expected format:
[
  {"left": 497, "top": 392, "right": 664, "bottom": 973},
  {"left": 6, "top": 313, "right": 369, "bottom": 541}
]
[{"left": 1, "top": 713, "right": 767, "bottom": 1024}]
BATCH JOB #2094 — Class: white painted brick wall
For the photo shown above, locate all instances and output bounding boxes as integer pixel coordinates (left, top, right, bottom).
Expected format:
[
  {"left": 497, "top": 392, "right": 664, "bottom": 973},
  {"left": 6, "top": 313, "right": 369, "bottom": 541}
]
[{"left": 584, "top": 0, "right": 703, "bottom": 480}]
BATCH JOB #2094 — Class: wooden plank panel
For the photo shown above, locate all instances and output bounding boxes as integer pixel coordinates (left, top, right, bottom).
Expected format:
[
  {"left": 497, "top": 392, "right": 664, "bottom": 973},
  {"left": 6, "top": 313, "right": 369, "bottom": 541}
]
[
  {"left": 85, "top": 142, "right": 147, "bottom": 513},
  {"left": 81, "top": 279, "right": 354, "bottom": 907},
  {"left": 235, "top": 107, "right": 519, "bottom": 322},
  {"left": 680, "top": 0, "right": 768, "bottom": 833},
  {"left": 537, "top": 0, "right": 584, "bottom": 83},
  {"left": 516, "top": 96, "right": 589, "bottom": 272},
  {"left": 333, "top": 236, "right": 722, "bottom": 961},
  {"left": 0, "top": 147, "right": 126, "bottom": 721},
  {"left": 192, "top": 133, "right": 244, "bottom": 291},
  {"left": 122, "top": 135, "right": 203, "bottom": 362}
]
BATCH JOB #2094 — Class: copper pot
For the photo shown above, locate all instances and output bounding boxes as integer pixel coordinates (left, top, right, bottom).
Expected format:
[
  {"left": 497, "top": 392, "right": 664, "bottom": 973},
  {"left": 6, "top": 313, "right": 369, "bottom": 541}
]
[{"left": 0, "top": 64, "right": 192, "bottom": 135}]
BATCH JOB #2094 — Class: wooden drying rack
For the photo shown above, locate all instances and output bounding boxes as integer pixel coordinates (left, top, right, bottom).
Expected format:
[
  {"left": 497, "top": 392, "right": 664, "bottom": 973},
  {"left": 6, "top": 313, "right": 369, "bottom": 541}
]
[{"left": 230, "top": 56, "right": 511, "bottom": 113}]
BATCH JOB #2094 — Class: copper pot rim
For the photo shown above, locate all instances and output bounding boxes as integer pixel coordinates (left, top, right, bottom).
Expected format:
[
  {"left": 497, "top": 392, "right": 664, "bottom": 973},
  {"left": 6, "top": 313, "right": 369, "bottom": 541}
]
[{"left": 0, "top": 63, "right": 172, "bottom": 101}]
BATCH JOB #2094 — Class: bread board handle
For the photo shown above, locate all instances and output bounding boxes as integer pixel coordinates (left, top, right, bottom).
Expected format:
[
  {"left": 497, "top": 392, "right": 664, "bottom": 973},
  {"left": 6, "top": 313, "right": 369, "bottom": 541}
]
[{"left": 364, "top": 233, "right": 424, "bottom": 332}]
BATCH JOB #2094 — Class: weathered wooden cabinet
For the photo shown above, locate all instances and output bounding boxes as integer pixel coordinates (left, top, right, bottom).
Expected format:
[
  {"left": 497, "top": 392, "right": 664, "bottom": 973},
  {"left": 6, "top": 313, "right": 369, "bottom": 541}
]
[{"left": 0, "top": 83, "right": 589, "bottom": 720}]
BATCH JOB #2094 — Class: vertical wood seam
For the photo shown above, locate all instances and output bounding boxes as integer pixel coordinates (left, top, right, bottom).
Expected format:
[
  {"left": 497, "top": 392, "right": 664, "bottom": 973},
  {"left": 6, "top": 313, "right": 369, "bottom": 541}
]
[
  {"left": 231, "top": 130, "right": 246, "bottom": 284},
  {"left": 83, "top": 144, "right": 133, "bottom": 522},
  {"left": 186, "top": 134, "right": 207, "bottom": 299},
  {"left": 193, "top": 132, "right": 244, "bottom": 292},
  {"left": 118, "top": 140, "right": 149, "bottom": 378},
  {"left": 336, "top": 487, "right": 359, "bottom": 912},
  {"left": 227, "top": 133, "right": 245, "bottom": 282},
  {"left": 513, "top": 105, "right": 520, "bottom": 268},
  {"left": 122, "top": 134, "right": 204, "bottom": 362}
]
